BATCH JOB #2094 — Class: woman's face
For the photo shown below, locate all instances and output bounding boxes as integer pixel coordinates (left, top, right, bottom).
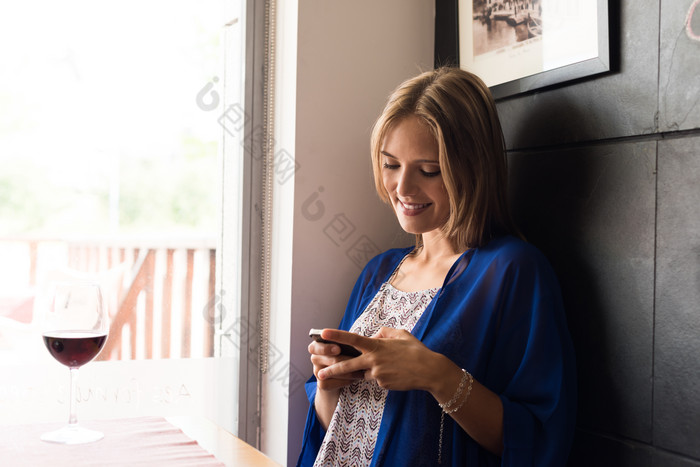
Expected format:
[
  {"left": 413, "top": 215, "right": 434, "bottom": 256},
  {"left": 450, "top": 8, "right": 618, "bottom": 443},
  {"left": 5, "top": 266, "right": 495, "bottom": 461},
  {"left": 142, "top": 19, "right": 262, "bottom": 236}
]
[{"left": 381, "top": 115, "right": 450, "bottom": 236}]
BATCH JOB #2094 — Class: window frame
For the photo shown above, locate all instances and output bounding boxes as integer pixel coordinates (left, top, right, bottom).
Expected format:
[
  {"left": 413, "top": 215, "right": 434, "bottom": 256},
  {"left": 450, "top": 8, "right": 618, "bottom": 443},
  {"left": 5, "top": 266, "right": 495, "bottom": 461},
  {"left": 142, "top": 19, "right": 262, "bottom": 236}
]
[{"left": 217, "top": 0, "right": 267, "bottom": 447}]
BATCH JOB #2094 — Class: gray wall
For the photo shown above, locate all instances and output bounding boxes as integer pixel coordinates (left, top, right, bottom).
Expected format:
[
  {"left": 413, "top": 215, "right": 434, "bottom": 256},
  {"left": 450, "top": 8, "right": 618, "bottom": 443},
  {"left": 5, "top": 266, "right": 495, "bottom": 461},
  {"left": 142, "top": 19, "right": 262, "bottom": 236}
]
[{"left": 499, "top": 1, "right": 700, "bottom": 465}]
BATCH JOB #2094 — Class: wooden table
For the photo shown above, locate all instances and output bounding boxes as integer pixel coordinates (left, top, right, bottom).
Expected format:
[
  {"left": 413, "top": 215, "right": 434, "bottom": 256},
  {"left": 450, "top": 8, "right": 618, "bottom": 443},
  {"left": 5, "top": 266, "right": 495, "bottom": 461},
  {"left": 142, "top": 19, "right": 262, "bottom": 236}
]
[
  {"left": 168, "top": 416, "right": 281, "bottom": 467},
  {"left": 0, "top": 416, "right": 281, "bottom": 467}
]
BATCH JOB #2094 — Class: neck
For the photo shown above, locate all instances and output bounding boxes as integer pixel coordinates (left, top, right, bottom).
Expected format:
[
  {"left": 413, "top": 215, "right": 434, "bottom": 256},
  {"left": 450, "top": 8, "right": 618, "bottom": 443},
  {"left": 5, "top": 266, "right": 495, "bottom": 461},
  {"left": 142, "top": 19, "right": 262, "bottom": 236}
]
[{"left": 416, "top": 231, "right": 460, "bottom": 262}]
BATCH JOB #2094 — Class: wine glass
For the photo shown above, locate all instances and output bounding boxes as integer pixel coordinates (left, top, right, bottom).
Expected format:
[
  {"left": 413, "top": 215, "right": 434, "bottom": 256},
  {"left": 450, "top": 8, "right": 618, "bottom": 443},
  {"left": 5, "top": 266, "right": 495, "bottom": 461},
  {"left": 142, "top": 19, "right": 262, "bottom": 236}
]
[{"left": 40, "top": 281, "right": 109, "bottom": 444}]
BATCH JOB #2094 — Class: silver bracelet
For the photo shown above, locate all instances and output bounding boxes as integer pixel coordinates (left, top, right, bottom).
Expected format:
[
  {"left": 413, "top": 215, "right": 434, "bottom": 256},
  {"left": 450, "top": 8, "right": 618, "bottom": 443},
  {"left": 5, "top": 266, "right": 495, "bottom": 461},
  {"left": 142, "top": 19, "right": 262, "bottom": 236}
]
[
  {"left": 444, "top": 372, "right": 473, "bottom": 414},
  {"left": 438, "top": 369, "right": 473, "bottom": 464},
  {"left": 438, "top": 369, "right": 468, "bottom": 411}
]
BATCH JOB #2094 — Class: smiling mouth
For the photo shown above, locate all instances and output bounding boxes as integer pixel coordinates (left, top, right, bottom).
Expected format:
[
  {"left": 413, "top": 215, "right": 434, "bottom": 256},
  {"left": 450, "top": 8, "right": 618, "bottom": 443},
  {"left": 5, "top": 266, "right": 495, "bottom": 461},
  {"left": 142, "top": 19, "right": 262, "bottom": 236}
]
[{"left": 398, "top": 200, "right": 432, "bottom": 214}]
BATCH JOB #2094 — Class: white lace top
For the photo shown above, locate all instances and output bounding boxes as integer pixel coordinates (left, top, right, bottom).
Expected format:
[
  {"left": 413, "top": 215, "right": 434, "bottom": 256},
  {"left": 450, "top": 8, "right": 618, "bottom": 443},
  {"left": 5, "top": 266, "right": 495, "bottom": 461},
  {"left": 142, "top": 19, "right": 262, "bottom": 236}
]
[{"left": 313, "top": 282, "right": 439, "bottom": 466}]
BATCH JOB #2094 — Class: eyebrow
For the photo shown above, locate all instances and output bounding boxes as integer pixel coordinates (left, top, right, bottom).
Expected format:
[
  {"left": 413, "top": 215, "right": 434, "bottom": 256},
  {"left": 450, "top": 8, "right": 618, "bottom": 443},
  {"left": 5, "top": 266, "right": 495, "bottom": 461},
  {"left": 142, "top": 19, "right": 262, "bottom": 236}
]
[{"left": 380, "top": 150, "right": 439, "bottom": 164}]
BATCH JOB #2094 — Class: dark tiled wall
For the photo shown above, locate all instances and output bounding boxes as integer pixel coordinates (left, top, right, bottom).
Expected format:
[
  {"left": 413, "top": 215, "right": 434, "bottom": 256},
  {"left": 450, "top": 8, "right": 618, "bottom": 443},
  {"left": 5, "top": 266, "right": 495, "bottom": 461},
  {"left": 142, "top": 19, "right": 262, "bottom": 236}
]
[{"left": 500, "top": 1, "right": 700, "bottom": 464}]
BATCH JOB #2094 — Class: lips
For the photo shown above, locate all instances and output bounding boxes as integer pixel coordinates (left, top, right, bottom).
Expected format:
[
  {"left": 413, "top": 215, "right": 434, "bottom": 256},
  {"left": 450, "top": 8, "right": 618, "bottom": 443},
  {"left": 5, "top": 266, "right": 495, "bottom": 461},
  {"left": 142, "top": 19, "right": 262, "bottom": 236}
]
[{"left": 397, "top": 200, "right": 431, "bottom": 216}]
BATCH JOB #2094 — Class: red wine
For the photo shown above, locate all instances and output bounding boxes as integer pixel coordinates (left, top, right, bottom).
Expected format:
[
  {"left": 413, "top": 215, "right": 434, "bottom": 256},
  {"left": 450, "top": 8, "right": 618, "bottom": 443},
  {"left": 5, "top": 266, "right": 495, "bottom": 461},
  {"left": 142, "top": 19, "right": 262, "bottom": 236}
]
[{"left": 43, "top": 331, "right": 107, "bottom": 368}]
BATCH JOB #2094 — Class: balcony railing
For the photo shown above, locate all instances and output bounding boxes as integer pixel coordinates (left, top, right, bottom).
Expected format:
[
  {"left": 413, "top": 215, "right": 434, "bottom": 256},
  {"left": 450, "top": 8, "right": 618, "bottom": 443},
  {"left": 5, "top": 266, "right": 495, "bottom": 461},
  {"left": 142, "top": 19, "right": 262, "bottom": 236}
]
[{"left": 0, "top": 236, "right": 217, "bottom": 361}]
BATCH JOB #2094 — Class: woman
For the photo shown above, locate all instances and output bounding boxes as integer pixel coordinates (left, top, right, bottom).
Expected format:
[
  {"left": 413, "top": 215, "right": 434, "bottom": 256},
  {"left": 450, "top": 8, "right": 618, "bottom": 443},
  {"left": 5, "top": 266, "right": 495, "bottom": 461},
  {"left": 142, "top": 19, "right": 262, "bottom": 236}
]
[{"left": 297, "top": 67, "right": 576, "bottom": 466}]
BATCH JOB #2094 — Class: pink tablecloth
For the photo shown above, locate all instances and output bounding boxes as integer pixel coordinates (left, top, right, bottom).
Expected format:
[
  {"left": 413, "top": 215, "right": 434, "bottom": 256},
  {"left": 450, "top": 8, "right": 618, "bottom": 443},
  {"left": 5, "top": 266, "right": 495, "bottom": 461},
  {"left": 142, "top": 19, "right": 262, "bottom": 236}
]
[{"left": 0, "top": 416, "right": 224, "bottom": 466}]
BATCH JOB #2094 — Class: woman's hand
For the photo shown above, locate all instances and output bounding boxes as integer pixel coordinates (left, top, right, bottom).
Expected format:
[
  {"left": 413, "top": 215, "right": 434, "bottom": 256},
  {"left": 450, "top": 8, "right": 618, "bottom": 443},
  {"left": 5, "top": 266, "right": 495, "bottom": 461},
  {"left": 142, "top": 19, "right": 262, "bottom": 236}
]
[
  {"left": 315, "top": 327, "right": 504, "bottom": 455},
  {"left": 316, "top": 327, "right": 439, "bottom": 392},
  {"left": 308, "top": 335, "right": 364, "bottom": 392},
  {"left": 309, "top": 330, "right": 366, "bottom": 429}
]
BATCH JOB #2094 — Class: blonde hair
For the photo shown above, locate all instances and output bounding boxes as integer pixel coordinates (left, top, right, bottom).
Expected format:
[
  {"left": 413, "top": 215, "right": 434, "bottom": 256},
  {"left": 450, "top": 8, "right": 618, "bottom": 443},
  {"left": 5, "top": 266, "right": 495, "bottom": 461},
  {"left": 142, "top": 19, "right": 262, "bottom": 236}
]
[{"left": 370, "top": 67, "right": 520, "bottom": 250}]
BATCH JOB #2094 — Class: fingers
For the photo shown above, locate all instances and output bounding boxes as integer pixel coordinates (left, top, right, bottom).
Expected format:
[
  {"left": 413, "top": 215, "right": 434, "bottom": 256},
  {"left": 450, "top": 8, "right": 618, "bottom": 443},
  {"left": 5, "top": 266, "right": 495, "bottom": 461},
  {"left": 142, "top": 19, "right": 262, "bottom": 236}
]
[
  {"left": 317, "top": 328, "right": 427, "bottom": 389},
  {"left": 321, "top": 329, "right": 377, "bottom": 353},
  {"left": 327, "top": 326, "right": 409, "bottom": 344},
  {"left": 312, "top": 353, "right": 364, "bottom": 390},
  {"left": 313, "top": 328, "right": 416, "bottom": 383},
  {"left": 317, "top": 354, "right": 370, "bottom": 381},
  {"left": 317, "top": 367, "right": 365, "bottom": 384},
  {"left": 310, "top": 353, "right": 354, "bottom": 370},
  {"left": 309, "top": 341, "right": 360, "bottom": 385},
  {"left": 308, "top": 340, "right": 340, "bottom": 356},
  {"left": 315, "top": 328, "right": 389, "bottom": 380}
]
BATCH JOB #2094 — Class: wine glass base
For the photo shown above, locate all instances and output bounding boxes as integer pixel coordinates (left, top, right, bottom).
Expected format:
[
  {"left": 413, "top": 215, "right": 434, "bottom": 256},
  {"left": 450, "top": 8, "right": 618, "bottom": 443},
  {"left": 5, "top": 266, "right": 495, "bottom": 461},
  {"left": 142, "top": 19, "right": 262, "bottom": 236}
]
[{"left": 41, "top": 424, "right": 104, "bottom": 445}]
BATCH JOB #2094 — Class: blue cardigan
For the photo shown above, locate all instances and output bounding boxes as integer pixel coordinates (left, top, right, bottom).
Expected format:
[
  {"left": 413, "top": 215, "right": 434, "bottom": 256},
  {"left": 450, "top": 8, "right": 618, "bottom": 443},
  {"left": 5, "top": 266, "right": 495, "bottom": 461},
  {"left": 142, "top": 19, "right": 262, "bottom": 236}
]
[{"left": 297, "top": 236, "right": 576, "bottom": 466}]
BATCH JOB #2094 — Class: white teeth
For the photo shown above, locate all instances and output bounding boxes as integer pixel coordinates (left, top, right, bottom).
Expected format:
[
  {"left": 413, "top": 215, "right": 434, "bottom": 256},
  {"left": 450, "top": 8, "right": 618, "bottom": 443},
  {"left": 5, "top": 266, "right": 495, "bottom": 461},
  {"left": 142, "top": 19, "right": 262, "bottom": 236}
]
[{"left": 400, "top": 201, "right": 429, "bottom": 210}]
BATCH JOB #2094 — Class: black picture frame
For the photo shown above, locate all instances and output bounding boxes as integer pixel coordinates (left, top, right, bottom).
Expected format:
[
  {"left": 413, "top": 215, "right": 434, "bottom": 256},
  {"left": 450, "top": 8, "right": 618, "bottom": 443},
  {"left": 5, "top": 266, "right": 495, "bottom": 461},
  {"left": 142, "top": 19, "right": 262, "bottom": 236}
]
[{"left": 436, "top": 0, "right": 611, "bottom": 100}]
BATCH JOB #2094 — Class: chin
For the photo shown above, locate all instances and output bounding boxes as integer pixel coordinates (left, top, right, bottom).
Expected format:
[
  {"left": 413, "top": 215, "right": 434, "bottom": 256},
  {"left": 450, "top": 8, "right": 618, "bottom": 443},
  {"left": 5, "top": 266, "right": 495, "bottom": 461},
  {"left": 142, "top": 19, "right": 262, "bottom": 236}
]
[
  {"left": 397, "top": 221, "right": 429, "bottom": 235},
  {"left": 401, "top": 227, "right": 422, "bottom": 235}
]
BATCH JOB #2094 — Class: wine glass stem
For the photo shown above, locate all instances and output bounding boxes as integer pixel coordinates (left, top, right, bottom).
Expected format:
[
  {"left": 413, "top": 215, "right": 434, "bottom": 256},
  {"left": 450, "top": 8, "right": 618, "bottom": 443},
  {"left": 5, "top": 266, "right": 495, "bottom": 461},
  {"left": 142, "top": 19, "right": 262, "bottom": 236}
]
[{"left": 69, "top": 367, "right": 79, "bottom": 425}]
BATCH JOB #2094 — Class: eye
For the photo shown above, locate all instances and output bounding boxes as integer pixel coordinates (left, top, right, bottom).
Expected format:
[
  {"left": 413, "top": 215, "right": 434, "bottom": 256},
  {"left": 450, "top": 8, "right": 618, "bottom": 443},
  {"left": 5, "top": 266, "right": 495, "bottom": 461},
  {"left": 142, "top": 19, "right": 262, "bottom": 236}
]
[
  {"left": 421, "top": 169, "right": 441, "bottom": 177},
  {"left": 382, "top": 162, "right": 400, "bottom": 170}
]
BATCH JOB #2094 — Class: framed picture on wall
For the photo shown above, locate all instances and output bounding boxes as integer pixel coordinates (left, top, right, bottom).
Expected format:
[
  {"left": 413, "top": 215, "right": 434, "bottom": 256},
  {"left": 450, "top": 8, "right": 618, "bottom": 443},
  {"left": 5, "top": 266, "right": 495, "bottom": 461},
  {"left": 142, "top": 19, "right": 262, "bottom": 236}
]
[{"left": 435, "top": 0, "right": 610, "bottom": 99}]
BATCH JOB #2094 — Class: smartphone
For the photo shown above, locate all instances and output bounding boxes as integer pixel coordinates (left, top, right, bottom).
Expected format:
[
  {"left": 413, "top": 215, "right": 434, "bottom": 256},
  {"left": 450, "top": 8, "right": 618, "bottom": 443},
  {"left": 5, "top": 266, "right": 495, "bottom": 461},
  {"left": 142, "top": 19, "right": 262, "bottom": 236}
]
[{"left": 309, "top": 328, "right": 361, "bottom": 357}]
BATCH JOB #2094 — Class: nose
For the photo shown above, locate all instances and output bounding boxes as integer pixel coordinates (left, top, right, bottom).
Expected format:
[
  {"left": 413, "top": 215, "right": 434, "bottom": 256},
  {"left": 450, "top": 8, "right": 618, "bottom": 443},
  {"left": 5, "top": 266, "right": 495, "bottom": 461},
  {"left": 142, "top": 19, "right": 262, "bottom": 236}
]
[{"left": 395, "top": 168, "right": 418, "bottom": 197}]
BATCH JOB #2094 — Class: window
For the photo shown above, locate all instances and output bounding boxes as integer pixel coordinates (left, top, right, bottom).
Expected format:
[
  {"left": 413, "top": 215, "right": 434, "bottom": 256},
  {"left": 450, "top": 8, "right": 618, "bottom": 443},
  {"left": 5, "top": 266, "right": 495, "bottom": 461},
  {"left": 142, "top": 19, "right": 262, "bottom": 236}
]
[{"left": 0, "top": 0, "right": 248, "bottom": 435}]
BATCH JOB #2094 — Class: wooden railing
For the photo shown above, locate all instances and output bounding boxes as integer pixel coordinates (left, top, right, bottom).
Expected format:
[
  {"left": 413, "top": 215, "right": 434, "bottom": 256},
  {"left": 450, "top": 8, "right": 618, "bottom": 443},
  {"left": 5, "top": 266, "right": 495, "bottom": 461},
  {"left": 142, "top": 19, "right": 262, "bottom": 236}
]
[{"left": 0, "top": 236, "right": 217, "bottom": 360}]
